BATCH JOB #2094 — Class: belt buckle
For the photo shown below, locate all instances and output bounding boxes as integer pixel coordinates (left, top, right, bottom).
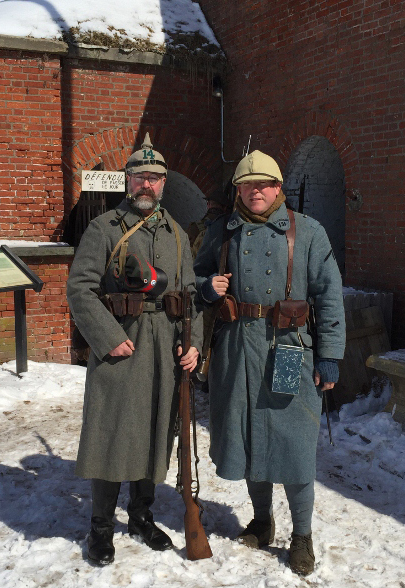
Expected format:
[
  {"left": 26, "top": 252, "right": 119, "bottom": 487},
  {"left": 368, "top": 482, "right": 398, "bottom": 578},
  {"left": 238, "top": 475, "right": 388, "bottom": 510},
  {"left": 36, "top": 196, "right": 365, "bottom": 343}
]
[
  {"left": 257, "top": 304, "right": 262, "bottom": 318},
  {"left": 155, "top": 299, "right": 163, "bottom": 311}
]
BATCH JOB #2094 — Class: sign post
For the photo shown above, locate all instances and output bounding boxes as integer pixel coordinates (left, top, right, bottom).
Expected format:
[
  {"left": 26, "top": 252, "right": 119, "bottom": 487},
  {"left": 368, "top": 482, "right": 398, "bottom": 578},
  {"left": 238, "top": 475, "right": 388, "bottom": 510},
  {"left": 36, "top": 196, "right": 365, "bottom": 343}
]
[{"left": 0, "top": 245, "right": 44, "bottom": 374}]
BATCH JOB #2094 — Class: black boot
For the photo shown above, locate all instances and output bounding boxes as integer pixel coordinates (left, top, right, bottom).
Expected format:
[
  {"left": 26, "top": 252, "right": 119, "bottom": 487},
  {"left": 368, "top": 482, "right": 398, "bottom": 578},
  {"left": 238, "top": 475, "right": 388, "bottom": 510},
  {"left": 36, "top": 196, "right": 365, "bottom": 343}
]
[
  {"left": 127, "top": 479, "right": 173, "bottom": 551},
  {"left": 88, "top": 479, "right": 120, "bottom": 565},
  {"left": 88, "top": 518, "right": 115, "bottom": 565}
]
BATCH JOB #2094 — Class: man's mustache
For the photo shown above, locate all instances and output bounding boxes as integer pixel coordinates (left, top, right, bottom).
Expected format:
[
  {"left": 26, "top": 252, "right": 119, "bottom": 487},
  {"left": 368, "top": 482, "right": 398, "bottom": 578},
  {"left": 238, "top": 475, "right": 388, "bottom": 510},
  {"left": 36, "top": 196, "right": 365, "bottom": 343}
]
[{"left": 136, "top": 188, "right": 156, "bottom": 198}]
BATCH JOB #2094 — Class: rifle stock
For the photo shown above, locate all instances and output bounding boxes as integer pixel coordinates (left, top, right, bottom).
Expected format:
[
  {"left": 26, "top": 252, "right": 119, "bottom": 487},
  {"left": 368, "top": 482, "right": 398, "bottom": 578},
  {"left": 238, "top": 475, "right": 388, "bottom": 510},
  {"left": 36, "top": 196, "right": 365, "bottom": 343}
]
[{"left": 178, "top": 287, "right": 212, "bottom": 560}]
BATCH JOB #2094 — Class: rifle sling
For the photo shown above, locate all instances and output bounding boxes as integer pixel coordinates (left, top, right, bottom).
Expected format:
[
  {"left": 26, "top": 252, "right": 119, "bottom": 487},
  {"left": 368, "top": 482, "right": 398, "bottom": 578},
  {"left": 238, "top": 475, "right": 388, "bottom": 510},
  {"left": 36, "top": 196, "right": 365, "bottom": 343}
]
[{"left": 200, "top": 222, "right": 232, "bottom": 360}]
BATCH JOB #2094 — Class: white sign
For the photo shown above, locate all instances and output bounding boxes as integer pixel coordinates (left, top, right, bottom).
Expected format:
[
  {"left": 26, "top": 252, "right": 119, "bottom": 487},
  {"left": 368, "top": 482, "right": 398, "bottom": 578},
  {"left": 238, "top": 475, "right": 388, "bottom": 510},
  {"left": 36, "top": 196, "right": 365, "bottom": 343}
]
[{"left": 81, "top": 171, "right": 125, "bottom": 192}]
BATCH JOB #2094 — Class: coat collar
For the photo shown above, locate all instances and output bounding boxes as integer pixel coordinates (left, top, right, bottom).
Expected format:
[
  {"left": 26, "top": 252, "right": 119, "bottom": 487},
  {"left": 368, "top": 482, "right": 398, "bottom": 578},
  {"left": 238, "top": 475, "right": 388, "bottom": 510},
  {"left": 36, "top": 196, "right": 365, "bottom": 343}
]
[
  {"left": 114, "top": 199, "right": 173, "bottom": 231},
  {"left": 226, "top": 202, "right": 291, "bottom": 232}
]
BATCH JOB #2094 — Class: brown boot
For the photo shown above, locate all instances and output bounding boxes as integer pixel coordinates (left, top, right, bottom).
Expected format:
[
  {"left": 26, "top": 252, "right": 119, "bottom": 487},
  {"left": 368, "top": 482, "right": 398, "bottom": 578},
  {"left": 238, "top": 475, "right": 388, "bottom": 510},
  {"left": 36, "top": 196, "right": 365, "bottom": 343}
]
[
  {"left": 289, "top": 532, "right": 315, "bottom": 576},
  {"left": 236, "top": 515, "right": 275, "bottom": 548}
]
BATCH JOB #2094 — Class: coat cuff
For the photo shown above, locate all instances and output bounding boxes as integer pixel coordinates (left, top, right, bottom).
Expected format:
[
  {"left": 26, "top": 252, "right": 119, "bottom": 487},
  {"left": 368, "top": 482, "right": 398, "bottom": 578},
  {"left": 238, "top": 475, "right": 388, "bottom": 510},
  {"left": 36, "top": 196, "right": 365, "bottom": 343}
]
[{"left": 201, "top": 275, "right": 222, "bottom": 303}]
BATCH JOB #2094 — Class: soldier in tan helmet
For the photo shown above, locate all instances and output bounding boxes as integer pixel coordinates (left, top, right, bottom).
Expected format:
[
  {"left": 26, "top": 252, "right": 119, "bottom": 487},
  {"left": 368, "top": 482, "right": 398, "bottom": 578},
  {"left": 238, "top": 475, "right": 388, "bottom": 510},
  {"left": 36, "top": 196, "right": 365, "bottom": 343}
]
[
  {"left": 67, "top": 133, "right": 202, "bottom": 565},
  {"left": 194, "top": 150, "right": 345, "bottom": 576}
]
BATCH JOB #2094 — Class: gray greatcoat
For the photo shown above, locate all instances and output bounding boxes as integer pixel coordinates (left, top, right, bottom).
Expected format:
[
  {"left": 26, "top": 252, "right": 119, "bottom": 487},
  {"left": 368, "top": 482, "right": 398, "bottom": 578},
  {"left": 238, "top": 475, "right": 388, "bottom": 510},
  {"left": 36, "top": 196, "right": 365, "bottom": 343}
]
[
  {"left": 67, "top": 200, "right": 202, "bottom": 483},
  {"left": 194, "top": 203, "right": 345, "bottom": 485}
]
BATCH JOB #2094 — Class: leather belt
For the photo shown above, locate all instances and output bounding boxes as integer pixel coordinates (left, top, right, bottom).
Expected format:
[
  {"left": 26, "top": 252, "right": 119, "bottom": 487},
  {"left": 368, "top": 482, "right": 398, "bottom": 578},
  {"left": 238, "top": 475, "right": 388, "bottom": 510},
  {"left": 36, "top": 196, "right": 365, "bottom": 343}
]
[
  {"left": 237, "top": 302, "right": 274, "bottom": 319},
  {"left": 143, "top": 299, "right": 165, "bottom": 312}
]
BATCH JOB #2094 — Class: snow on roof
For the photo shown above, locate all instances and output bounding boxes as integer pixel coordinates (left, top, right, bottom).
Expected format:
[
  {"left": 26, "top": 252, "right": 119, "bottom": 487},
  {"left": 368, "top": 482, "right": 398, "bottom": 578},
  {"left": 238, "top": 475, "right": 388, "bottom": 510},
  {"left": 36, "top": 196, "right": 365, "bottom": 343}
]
[{"left": 0, "top": 0, "right": 222, "bottom": 57}]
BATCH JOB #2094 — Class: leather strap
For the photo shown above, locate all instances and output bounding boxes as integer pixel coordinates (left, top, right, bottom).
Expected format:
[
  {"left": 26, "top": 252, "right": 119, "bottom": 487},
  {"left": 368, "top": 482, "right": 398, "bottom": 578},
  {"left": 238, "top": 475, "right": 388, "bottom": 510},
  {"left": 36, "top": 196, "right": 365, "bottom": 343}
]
[
  {"left": 237, "top": 302, "right": 274, "bottom": 319},
  {"left": 105, "top": 210, "right": 154, "bottom": 273},
  {"left": 285, "top": 209, "right": 295, "bottom": 299}
]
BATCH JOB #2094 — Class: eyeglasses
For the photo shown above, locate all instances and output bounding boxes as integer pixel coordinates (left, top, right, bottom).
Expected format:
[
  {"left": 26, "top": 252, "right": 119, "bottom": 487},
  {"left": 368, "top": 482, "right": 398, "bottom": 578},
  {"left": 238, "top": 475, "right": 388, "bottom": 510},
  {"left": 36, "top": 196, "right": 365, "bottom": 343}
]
[{"left": 127, "top": 173, "right": 163, "bottom": 185}]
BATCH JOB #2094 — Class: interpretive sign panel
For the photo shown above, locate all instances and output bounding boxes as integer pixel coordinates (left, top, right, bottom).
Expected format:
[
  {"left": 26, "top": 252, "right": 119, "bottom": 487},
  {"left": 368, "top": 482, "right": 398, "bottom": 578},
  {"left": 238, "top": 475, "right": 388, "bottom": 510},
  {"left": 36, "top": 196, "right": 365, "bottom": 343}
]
[
  {"left": 0, "top": 245, "right": 44, "bottom": 374},
  {"left": 81, "top": 170, "right": 125, "bottom": 192},
  {"left": 0, "top": 246, "right": 43, "bottom": 293},
  {"left": 0, "top": 251, "right": 33, "bottom": 289}
]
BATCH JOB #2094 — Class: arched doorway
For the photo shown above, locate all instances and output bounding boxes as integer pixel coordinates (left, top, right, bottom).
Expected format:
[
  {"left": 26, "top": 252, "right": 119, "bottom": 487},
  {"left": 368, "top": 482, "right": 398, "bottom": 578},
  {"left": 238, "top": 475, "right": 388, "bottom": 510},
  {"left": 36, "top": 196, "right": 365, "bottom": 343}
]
[{"left": 282, "top": 136, "right": 346, "bottom": 277}]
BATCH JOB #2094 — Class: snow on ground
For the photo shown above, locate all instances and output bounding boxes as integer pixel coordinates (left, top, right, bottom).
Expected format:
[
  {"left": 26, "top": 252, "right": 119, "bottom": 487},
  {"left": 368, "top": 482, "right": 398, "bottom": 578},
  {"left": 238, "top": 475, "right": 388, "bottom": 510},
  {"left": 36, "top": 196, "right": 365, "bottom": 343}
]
[
  {"left": 0, "top": 0, "right": 219, "bottom": 48},
  {"left": 0, "top": 360, "right": 404, "bottom": 587}
]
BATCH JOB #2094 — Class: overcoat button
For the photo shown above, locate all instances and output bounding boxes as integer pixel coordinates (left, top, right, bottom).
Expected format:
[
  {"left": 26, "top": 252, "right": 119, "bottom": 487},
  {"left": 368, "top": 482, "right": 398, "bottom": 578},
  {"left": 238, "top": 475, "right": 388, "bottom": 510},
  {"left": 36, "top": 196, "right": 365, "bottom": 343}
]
[
  {"left": 266, "top": 288, "right": 272, "bottom": 294},
  {"left": 156, "top": 254, "right": 160, "bottom": 259},
  {"left": 266, "top": 251, "right": 271, "bottom": 256},
  {"left": 271, "top": 233, "right": 276, "bottom": 238},
  {"left": 266, "top": 269, "right": 271, "bottom": 275},
  {"left": 243, "top": 250, "right": 249, "bottom": 255},
  {"left": 244, "top": 286, "right": 250, "bottom": 292},
  {"left": 247, "top": 231, "right": 252, "bottom": 236},
  {"left": 245, "top": 323, "right": 251, "bottom": 327}
]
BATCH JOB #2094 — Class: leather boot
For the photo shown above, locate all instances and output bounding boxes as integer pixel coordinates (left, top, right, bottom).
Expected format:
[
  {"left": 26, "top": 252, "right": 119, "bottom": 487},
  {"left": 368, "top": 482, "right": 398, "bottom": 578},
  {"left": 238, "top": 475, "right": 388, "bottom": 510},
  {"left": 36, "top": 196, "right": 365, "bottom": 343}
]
[
  {"left": 88, "top": 518, "right": 115, "bottom": 565},
  {"left": 127, "top": 479, "right": 173, "bottom": 551},
  {"left": 289, "top": 532, "right": 315, "bottom": 576},
  {"left": 236, "top": 514, "right": 275, "bottom": 548},
  {"left": 128, "top": 509, "right": 173, "bottom": 551},
  {"left": 88, "top": 479, "right": 120, "bottom": 565}
]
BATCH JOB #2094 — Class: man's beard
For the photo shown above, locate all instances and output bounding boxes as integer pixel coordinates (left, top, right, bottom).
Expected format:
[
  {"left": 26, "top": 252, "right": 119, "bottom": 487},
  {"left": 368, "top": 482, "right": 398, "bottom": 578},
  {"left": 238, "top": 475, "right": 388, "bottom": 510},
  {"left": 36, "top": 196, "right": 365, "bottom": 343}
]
[{"left": 127, "top": 186, "right": 163, "bottom": 210}]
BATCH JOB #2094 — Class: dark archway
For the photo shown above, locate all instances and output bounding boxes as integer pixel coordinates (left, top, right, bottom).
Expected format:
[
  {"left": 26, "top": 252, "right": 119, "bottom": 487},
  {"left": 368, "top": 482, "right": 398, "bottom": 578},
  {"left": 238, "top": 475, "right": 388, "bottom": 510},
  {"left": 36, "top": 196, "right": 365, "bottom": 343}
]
[{"left": 283, "top": 136, "right": 346, "bottom": 277}]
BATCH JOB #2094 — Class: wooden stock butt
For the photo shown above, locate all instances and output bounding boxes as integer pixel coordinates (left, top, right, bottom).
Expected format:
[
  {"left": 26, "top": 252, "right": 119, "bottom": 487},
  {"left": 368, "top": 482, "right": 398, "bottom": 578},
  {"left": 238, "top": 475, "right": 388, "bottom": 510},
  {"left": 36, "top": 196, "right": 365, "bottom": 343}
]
[{"left": 184, "top": 501, "right": 213, "bottom": 560}]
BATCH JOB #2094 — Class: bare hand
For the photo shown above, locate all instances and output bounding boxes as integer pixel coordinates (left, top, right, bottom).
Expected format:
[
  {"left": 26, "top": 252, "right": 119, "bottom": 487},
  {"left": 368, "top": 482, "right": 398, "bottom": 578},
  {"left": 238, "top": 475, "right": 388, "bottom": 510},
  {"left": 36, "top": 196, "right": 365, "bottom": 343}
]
[
  {"left": 177, "top": 346, "right": 199, "bottom": 372},
  {"left": 314, "top": 370, "right": 335, "bottom": 391},
  {"left": 212, "top": 273, "right": 232, "bottom": 297},
  {"left": 109, "top": 339, "right": 135, "bottom": 357}
]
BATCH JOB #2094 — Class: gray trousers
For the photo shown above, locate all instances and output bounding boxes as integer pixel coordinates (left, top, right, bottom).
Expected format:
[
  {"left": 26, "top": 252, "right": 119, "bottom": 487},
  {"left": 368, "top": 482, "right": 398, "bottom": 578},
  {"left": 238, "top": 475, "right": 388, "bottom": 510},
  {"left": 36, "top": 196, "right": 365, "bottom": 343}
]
[{"left": 246, "top": 478, "right": 314, "bottom": 536}]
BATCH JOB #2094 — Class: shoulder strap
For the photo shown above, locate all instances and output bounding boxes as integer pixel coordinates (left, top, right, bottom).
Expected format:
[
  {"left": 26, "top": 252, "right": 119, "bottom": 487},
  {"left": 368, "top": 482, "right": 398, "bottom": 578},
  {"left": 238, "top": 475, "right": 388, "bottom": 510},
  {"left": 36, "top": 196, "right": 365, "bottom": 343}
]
[
  {"left": 285, "top": 209, "right": 296, "bottom": 299},
  {"left": 172, "top": 220, "right": 182, "bottom": 289},
  {"left": 105, "top": 210, "right": 154, "bottom": 274}
]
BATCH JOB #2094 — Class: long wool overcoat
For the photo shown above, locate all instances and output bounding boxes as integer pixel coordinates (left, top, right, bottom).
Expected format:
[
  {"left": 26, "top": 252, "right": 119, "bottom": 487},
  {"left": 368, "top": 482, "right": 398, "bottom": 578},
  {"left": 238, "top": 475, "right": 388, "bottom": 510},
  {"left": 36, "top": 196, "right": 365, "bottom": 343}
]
[
  {"left": 67, "top": 200, "right": 202, "bottom": 483},
  {"left": 194, "top": 203, "right": 346, "bottom": 485}
]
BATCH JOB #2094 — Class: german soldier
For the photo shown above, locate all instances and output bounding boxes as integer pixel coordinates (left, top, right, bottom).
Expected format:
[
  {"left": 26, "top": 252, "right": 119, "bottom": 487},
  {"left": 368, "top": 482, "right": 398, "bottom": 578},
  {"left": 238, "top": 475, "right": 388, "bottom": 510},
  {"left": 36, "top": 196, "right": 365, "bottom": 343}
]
[
  {"left": 67, "top": 134, "right": 202, "bottom": 565},
  {"left": 194, "top": 150, "right": 345, "bottom": 575}
]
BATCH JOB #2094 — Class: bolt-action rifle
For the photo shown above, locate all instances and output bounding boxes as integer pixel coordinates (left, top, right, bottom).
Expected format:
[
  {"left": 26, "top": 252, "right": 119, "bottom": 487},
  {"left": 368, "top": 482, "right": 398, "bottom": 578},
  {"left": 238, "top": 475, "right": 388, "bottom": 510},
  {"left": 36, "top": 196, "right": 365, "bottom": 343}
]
[{"left": 176, "top": 287, "right": 213, "bottom": 560}]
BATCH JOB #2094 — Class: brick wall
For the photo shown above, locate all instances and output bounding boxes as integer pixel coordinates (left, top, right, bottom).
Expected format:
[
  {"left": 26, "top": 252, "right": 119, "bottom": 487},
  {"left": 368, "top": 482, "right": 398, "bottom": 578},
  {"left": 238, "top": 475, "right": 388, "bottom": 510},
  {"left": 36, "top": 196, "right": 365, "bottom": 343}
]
[
  {"left": 0, "top": 51, "right": 64, "bottom": 240},
  {"left": 199, "top": 0, "right": 405, "bottom": 346}
]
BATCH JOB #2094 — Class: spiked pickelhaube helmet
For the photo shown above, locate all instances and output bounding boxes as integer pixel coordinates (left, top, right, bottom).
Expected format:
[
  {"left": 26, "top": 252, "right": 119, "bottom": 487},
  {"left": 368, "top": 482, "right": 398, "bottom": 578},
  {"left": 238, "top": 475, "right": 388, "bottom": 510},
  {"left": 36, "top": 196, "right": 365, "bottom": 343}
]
[{"left": 126, "top": 133, "right": 168, "bottom": 175}]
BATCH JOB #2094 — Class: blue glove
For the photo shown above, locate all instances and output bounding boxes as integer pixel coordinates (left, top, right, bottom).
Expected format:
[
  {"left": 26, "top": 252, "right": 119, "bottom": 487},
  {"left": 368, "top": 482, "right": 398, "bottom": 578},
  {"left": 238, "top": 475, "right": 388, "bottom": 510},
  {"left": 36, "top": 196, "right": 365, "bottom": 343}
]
[{"left": 314, "top": 358, "right": 339, "bottom": 384}]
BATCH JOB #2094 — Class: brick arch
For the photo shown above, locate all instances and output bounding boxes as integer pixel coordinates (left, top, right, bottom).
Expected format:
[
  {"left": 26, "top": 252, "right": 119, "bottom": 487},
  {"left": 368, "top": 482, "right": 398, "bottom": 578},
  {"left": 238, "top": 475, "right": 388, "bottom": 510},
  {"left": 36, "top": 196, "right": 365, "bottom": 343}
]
[
  {"left": 63, "top": 124, "right": 221, "bottom": 205},
  {"left": 278, "top": 111, "right": 359, "bottom": 197}
]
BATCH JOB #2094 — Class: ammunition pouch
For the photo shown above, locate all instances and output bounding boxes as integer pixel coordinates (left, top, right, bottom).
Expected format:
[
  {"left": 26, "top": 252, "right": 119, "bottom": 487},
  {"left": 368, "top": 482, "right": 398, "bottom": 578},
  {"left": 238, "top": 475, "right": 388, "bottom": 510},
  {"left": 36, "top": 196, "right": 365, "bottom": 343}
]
[
  {"left": 99, "top": 290, "right": 185, "bottom": 319},
  {"left": 163, "top": 291, "right": 184, "bottom": 319},
  {"left": 272, "top": 299, "right": 309, "bottom": 328},
  {"left": 218, "top": 294, "right": 239, "bottom": 322},
  {"left": 99, "top": 292, "right": 144, "bottom": 317}
]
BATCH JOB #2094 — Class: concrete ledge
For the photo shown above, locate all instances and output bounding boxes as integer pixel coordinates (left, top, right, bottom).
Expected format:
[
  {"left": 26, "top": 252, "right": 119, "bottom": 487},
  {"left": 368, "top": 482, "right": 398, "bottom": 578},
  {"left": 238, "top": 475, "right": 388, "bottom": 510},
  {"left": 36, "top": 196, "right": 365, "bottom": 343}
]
[
  {"left": 0, "top": 34, "right": 224, "bottom": 72},
  {"left": 0, "top": 34, "right": 68, "bottom": 54},
  {"left": 67, "top": 44, "right": 172, "bottom": 67},
  {"left": 9, "top": 246, "right": 74, "bottom": 258}
]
